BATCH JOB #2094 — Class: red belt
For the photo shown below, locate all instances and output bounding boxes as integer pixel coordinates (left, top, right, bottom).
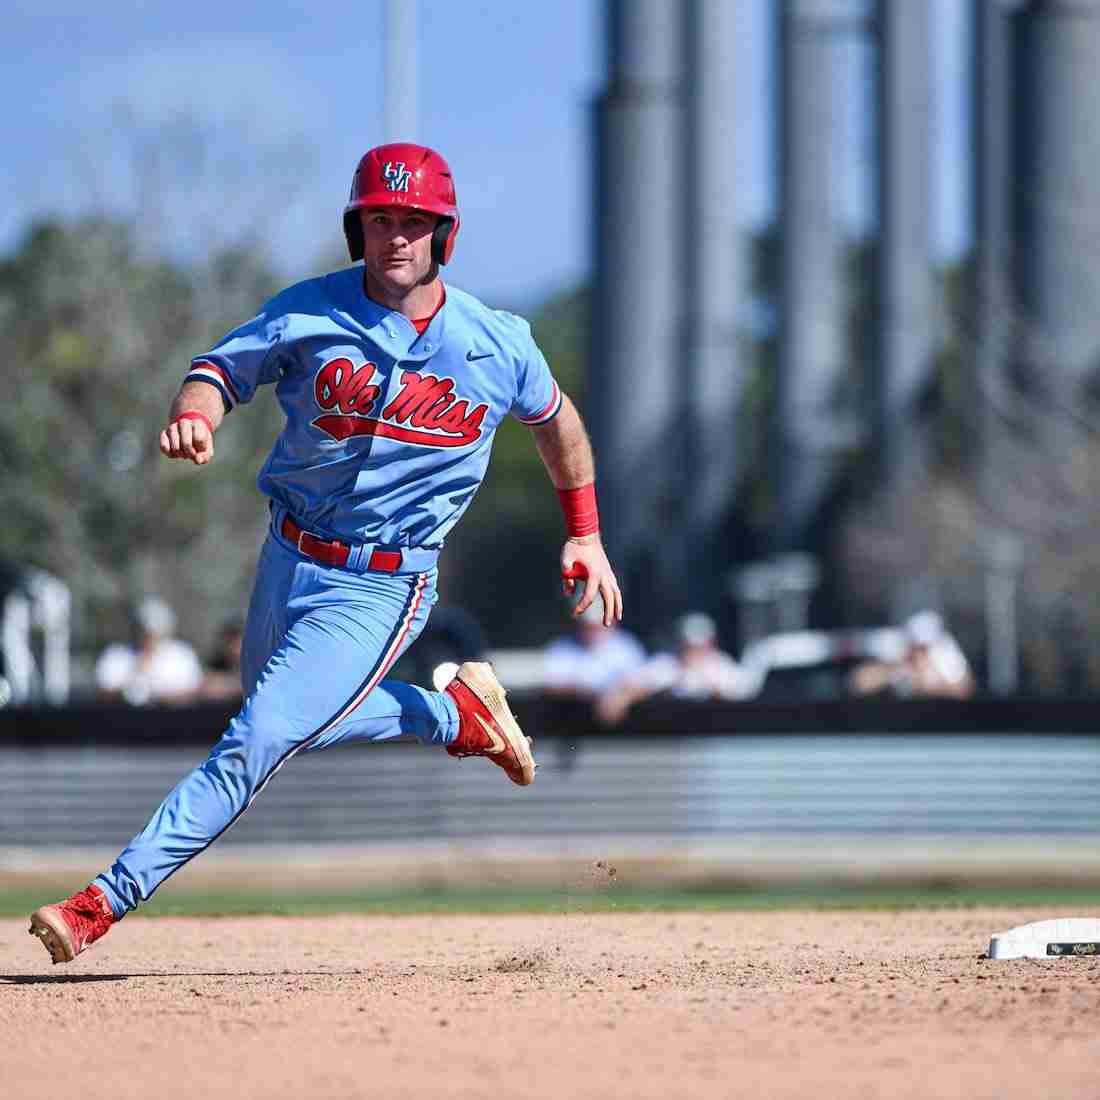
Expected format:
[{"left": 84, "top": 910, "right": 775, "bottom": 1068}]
[{"left": 280, "top": 515, "right": 402, "bottom": 573}]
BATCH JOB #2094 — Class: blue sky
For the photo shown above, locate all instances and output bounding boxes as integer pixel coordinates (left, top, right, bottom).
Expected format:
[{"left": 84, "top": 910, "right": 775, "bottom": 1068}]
[{"left": 2, "top": 0, "right": 967, "bottom": 309}]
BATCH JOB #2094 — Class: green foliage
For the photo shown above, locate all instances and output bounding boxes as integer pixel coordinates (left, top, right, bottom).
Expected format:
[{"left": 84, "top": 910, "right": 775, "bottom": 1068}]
[
  {"left": 6, "top": 880, "right": 1100, "bottom": 918},
  {"left": 0, "top": 217, "right": 282, "bottom": 661},
  {"left": 737, "top": 225, "right": 781, "bottom": 529},
  {"left": 933, "top": 254, "right": 980, "bottom": 469}
]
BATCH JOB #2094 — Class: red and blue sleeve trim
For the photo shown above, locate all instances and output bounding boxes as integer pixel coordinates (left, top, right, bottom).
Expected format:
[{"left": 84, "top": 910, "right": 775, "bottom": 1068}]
[
  {"left": 185, "top": 359, "right": 240, "bottom": 411},
  {"left": 515, "top": 379, "right": 563, "bottom": 426}
]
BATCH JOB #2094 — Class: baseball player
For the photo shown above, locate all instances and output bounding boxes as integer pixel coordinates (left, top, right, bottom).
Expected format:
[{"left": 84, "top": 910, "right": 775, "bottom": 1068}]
[{"left": 29, "top": 143, "right": 622, "bottom": 964}]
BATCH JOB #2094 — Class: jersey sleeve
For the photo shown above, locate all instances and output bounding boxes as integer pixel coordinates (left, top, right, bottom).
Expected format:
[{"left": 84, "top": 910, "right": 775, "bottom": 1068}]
[
  {"left": 184, "top": 307, "right": 284, "bottom": 412},
  {"left": 510, "top": 330, "right": 563, "bottom": 426}
]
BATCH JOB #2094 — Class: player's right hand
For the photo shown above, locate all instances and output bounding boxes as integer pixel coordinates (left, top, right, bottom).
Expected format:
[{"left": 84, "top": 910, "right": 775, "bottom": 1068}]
[
  {"left": 561, "top": 535, "right": 623, "bottom": 627},
  {"left": 160, "top": 416, "right": 214, "bottom": 466}
]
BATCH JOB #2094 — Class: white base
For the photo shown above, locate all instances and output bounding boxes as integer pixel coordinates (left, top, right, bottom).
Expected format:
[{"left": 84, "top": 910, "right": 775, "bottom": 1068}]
[{"left": 988, "top": 918, "right": 1100, "bottom": 960}]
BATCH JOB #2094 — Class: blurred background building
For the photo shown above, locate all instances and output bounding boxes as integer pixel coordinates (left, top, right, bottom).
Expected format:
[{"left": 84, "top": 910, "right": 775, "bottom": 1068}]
[
  {"left": 591, "top": 0, "right": 1100, "bottom": 697},
  {"left": 4, "top": 1, "right": 1100, "bottom": 698}
]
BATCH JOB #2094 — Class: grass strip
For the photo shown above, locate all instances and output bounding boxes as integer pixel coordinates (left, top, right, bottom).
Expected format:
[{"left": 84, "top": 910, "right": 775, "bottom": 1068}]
[{"left": 4, "top": 884, "right": 1100, "bottom": 918}]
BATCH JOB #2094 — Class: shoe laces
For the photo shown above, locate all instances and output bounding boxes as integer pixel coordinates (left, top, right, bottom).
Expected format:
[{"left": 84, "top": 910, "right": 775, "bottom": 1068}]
[{"left": 60, "top": 886, "right": 114, "bottom": 941}]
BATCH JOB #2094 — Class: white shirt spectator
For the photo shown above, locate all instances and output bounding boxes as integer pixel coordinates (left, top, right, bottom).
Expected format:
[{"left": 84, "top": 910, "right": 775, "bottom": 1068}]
[
  {"left": 95, "top": 597, "right": 203, "bottom": 705},
  {"left": 633, "top": 649, "right": 754, "bottom": 701},
  {"left": 904, "top": 611, "right": 971, "bottom": 688},
  {"left": 594, "top": 611, "right": 755, "bottom": 725},
  {"left": 543, "top": 605, "right": 647, "bottom": 698},
  {"left": 849, "top": 610, "right": 975, "bottom": 700},
  {"left": 95, "top": 639, "right": 203, "bottom": 705}
]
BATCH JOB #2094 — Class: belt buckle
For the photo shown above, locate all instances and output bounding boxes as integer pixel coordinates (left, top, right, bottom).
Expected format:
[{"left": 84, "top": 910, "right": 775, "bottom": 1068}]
[{"left": 296, "top": 528, "right": 308, "bottom": 555}]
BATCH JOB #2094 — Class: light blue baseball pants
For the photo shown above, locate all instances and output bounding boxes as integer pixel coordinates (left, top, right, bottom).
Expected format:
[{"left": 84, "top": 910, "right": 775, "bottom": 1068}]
[{"left": 94, "top": 531, "right": 459, "bottom": 917}]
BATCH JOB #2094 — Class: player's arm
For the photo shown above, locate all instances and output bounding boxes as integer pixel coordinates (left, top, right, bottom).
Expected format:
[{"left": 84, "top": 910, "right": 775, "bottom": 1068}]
[
  {"left": 529, "top": 393, "right": 623, "bottom": 627},
  {"left": 159, "top": 380, "right": 225, "bottom": 466}
]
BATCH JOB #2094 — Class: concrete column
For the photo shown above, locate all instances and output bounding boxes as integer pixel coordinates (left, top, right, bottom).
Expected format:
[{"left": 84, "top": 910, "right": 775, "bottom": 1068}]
[
  {"left": 973, "top": 0, "right": 1020, "bottom": 537},
  {"left": 973, "top": 0, "right": 1015, "bottom": 419},
  {"left": 591, "top": 0, "right": 682, "bottom": 610},
  {"left": 680, "top": 0, "right": 745, "bottom": 609},
  {"left": 973, "top": 1, "right": 1026, "bottom": 693},
  {"left": 1015, "top": 0, "right": 1100, "bottom": 382},
  {"left": 873, "top": 0, "right": 933, "bottom": 484},
  {"left": 775, "top": 0, "right": 866, "bottom": 550}
]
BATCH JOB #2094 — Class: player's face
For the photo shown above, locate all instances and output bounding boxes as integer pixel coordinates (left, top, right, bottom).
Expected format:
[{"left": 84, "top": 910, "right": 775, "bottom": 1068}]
[{"left": 359, "top": 207, "right": 437, "bottom": 294}]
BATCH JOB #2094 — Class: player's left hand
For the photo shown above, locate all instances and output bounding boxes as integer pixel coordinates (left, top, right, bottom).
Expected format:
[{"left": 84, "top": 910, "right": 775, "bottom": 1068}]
[{"left": 561, "top": 535, "right": 622, "bottom": 627}]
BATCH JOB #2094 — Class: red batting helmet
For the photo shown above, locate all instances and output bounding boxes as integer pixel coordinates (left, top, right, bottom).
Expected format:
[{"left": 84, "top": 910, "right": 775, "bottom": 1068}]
[{"left": 344, "top": 143, "right": 460, "bottom": 266}]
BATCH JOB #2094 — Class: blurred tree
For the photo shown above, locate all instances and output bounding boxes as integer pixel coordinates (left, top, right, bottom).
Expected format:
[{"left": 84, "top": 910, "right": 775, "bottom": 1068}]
[
  {"left": 0, "top": 80, "right": 318, "bottom": 679},
  {"left": 736, "top": 224, "right": 780, "bottom": 535},
  {"left": 835, "top": 250, "right": 1100, "bottom": 695},
  {"left": 0, "top": 217, "right": 281, "bottom": 667}
]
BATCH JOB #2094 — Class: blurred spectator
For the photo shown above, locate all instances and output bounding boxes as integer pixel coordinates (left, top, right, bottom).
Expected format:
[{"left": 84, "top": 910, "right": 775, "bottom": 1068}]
[
  {"left": 200, "top": 618, "right": 244, "bottom": 701},
  {"left": 543, "top": 599, "right": 647, "bottom": 705},
  {"left": 95, "top": 597, "right": 203, "bottom": 705},
  {"left": 849, "top": 610, "right": 975, "bottom": 700},
  {"left": 596, "top": 612, "right": 754, "bottom": 724}
]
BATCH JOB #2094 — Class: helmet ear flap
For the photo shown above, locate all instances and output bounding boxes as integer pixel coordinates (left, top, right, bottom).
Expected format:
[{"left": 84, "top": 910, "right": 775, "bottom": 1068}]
[
  {"left": 344, "top": 211, "right": 364, "bottom": 262},
  {"left": 431, "top": 216, "right": 459, "bottom": 265}
]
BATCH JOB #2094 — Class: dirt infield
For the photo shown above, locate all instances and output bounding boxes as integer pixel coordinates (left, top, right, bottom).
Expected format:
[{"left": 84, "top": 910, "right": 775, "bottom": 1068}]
[{"left": 3, "top": 908, "right": 1098, "bottom": 1100}]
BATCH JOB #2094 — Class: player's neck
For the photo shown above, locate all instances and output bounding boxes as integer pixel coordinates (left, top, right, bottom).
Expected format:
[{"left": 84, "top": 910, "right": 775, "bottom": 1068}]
[{"left": 362, "top": 270, "right": 444, "bottom": 321}]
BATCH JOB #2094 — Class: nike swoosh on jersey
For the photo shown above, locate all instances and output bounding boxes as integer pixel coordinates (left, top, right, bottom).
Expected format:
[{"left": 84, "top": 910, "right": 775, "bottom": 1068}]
[
  {"left": 466, "top": 351, "right": 493, "bottom": 361},
  {"left": 474, "top": 713, "right": 506, "bottom": 754}
]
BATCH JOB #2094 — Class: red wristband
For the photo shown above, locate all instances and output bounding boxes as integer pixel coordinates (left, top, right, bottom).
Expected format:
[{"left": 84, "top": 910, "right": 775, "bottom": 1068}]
[
  {"left": 557, "top": 483, "right": 599, "bottom": 537},
  {"left": 173, "top": 410, "right": 215, "bottom": 437}
]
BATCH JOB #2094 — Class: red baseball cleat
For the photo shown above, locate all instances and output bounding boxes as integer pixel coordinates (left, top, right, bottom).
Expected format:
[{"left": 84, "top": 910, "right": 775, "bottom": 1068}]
[
  {"left": 445, "top": 662, "right": 536, "bottom": 786},
  {"left": 29, "top": 884, "right": 117, "bottom": 964}
]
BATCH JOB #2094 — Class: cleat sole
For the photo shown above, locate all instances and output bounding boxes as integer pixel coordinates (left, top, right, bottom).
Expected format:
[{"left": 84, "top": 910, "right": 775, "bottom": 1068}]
[{"left": 29, "top": 908, "right": 76, "bottom": 964}]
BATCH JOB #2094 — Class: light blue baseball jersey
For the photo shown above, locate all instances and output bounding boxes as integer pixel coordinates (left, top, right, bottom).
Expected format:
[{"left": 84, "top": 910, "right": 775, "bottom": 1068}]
[
  {"left": 91, "top": 269, "right": 562, "bottom": 922},
  {"left": 185, "top": 267, "right": 562, "bottom": 547}
]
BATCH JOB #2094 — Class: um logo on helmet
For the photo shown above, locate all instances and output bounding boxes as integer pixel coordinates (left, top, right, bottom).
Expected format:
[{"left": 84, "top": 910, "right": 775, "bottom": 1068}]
[{"left": 383, "top": 161, "right": 412, "bottom": 193}]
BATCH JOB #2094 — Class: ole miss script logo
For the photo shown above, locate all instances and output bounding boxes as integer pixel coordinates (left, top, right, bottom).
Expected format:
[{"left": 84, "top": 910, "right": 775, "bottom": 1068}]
[{"left": 312, "top": 356, "right": 488, "bottom": 448}]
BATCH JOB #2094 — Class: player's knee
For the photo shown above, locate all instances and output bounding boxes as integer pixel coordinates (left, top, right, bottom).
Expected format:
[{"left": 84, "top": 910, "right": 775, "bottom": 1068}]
[{"left": 223, "top": 702, "right": 312, "bottom": 757}]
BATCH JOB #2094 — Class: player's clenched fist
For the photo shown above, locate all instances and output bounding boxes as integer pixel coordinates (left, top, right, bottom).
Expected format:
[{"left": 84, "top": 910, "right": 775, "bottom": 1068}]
[{"left": 160, "top": 411, "right": 215, "bottom": 466}]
